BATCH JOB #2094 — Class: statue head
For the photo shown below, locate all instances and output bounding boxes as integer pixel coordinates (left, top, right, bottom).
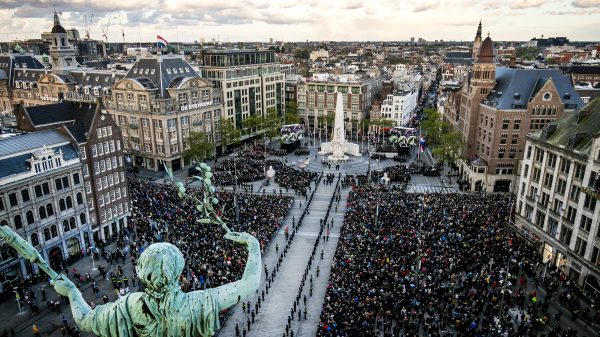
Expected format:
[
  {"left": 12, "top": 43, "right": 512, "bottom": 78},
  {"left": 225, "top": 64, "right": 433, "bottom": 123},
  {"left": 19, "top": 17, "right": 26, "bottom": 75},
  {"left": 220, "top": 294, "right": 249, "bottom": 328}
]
[{"left": 136, "top": 243, "right": 184, "bottom": 297}]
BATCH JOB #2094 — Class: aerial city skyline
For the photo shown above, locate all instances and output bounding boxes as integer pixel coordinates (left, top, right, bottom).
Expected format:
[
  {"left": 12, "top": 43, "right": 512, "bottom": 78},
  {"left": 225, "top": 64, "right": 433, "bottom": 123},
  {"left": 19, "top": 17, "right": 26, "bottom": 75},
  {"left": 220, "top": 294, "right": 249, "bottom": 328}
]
[
  {"left": 1, "top": 1, "right": 600, "bottom": 336},
  {"left": 0, "top": 0, "right": 599, "bottom": 42}
]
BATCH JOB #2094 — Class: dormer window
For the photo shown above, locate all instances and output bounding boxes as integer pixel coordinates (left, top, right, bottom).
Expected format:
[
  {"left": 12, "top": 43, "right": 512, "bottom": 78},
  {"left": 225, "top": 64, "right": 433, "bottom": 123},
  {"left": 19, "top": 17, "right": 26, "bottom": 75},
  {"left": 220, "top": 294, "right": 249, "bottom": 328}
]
[
  {"left": 173, "top": 68, "right": 178, "bottom": 74},
  {"left": 133, "top": 69, "right": 138, "bottom": 74},
  {"left": 166, "top": 69, "right": 172, "bottom": 74},
  {"left": 151, "top": 69, "right": 155, "bottom": 75},
  {"left": 30, "top": 147, "right": 62, "bottom": 174}
]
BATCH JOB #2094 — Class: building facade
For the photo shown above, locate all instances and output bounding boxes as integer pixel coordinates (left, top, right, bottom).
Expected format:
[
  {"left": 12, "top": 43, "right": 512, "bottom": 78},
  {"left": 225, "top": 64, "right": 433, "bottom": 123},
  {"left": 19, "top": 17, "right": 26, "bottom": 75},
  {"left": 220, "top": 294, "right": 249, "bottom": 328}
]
[
  {"left": 199, "top": 50, "right": 285, "bottom": 133},
  {"left": 296, "top": 74, "right": 382, "bottom": 131},
  {"left": 0, "top": 130, "right": 91, "bottom": 291},
  {"left": 515, "top": 98, "right": 600, "bottom": 296},
  {"left": 15, "top": 100, "right": 130, "bottom": 241},
  {"left": 105, "top": 55, "right": 222, "bottom": 171},
  {"left": 442, "top": 32, "right": 584, "bottom": 192},
  {"left": 378, "top": 89, "right": 419, "bottom": 126}
]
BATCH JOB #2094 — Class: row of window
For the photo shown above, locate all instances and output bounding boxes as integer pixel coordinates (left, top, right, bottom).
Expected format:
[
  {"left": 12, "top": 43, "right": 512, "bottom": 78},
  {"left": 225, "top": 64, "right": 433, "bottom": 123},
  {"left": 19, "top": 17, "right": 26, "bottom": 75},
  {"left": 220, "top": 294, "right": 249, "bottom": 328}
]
[
  {"left": 93, "top": 156, "right": 124, "bottom": 175},
  {"left": 0, "top": 174, "right": 80, "bottom": 211},
  {"left": 1, "top": 192, "right": 85, "bottom": 230},
  {"left": 96, "top": 172, "right": 126, "bottom": 192},
  {"left": 99, "top": 202, "right": 128, "bottom": 223},
  {"left": 91, "top": 140, "right": 121, "bottom": 157},
  {"left": 96, "top": 126, "right": 113, "bottom": 139},
  {"left": 22, "top": 214, "right": 86, "bottom": 247}
]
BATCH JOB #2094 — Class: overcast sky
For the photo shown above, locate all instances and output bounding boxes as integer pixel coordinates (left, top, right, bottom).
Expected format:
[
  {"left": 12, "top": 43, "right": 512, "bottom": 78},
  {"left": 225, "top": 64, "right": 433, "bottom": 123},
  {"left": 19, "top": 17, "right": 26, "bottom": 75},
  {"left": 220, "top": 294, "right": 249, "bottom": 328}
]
[{"left": 1, "top": 0, "right": 599, "bottom": 43}]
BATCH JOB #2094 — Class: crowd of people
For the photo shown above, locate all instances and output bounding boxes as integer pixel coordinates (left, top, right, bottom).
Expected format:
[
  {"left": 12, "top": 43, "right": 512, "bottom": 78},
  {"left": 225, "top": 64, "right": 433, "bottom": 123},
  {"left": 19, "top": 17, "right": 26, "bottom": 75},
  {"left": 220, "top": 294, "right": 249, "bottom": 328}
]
[
  {"left": 274, "top": 163, "right": 318, "bottom": 194},
  {"left": 318, "top": 188, "right": 593, "bottom": 337},
  {"left": 126, "top": 178, "right": 292, "bottom": 298},
  {"left": 294, "top": 148, "right": 310, "bottom": 156},
  {"left": 212, "top": 158, "right": 267, "bottom": 185}
]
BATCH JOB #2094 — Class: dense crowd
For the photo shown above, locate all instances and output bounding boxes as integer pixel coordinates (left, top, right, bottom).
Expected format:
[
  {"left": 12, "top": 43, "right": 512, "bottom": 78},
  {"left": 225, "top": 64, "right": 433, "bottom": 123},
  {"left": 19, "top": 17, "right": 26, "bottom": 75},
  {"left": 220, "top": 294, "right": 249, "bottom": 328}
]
[
  {"left": 212, "top": 158, "right": 267, "bottom": 185},
  {"left": 318, "top": 188, "right": 592, "bottom": 337},
  {"left": 126, "top": 178, "right": 292, "bottom": 296},
  {"left": 274, "top": 164, "right": 318, "bottom": 194}
]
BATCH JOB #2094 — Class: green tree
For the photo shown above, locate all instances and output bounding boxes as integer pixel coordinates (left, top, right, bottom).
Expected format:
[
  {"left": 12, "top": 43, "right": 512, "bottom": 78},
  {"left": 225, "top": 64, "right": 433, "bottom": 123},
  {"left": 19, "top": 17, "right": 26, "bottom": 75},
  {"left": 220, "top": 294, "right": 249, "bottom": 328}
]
[
  {"left": 421, "top": 108, "right": 447, "bottom": 146},
  {"left": 293, "top": 48, "right": 310, "bottom": 60},
  {"left": 184, "top": 131, "right": 213, "bottom": 163},
  {"left": 431, "top": 131, "right": 464, "bottom": 166},
  {"left": 219, "top": 119, "right": 241, "bottom": 153},
  {"left": 242, "top": 114, "right": 262, "bottom": 136},
  {"left": 263, "top": 107, "right": 283, "bottom": 148},
  {"left": 284, "top": 111, "right": 301, "bottom": 124}
]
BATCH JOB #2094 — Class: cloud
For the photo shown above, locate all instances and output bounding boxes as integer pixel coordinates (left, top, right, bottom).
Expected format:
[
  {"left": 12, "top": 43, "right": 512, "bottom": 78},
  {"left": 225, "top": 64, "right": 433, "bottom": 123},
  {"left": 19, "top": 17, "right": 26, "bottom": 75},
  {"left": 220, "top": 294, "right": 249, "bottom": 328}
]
[
  {"left": 571, "top": 0, "right": 600, "bottom": 7},
  {"left": 413, "top": 1, "right": 440, "bottom": 12},
  {"left": 509, "top": 0, "right": 546, "bottom": 9}
]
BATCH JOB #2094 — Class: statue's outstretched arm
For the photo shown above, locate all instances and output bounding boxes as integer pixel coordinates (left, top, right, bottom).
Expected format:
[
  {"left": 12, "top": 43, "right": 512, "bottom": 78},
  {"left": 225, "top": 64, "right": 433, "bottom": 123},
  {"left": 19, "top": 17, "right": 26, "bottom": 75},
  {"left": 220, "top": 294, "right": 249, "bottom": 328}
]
[
  {"left": 51, "top": 276, "right": 93, "bottom": 330},
  {"left": 212, "top": 232, "right": 261, "bottom": 311}
]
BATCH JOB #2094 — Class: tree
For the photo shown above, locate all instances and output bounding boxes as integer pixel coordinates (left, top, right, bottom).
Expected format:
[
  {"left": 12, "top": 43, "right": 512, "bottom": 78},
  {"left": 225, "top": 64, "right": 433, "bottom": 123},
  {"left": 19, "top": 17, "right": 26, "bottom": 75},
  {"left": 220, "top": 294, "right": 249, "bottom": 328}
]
[
  {"left": 284, "top": 111, "right": 301, "bottom": 124},
  {"left": 263, "top": 107, "right": 283, "bottom": 149},
  {"left": 184, "top": 131, "right": 213, "bottom": 163},
  {"left": 421, "top": 108, "right": 447, "bottom": 146},
  {"left": 242, "top": 114, "right": 261, "bottom": 136},
  {"left": 219, "top": 119, "right": 241, "bottom": 153},
  {"left": 293, "top": 48, "right": 310, "bottom": 60},
  {"left": 285, "top": 101, "right": 298, "bottom": 114},
  {"left": 431, "top": 131, "right": 464, "bottom": 174}
]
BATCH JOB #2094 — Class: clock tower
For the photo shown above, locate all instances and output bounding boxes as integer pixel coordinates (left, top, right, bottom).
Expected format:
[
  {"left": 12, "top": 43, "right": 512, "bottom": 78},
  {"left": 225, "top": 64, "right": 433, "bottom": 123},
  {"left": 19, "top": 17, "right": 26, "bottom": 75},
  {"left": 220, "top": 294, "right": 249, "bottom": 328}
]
[{"left": 48, "top": 8, "right": 79, "bottom": 75}]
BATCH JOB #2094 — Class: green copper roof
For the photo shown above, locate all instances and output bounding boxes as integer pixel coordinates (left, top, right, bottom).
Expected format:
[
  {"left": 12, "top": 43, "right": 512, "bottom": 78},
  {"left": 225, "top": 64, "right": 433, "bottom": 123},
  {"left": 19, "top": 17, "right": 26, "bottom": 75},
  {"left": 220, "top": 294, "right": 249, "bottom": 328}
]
[{"left": 533, "top": 97, "right": 600, "bottom": 155}]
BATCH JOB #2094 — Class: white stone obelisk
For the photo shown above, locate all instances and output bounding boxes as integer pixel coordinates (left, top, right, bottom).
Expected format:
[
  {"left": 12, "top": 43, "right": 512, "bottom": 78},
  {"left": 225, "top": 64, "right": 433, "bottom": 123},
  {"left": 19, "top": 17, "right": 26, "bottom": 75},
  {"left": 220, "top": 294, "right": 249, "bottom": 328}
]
[{"left": 318, "top": 92, "right": 361, "bottom": 160}]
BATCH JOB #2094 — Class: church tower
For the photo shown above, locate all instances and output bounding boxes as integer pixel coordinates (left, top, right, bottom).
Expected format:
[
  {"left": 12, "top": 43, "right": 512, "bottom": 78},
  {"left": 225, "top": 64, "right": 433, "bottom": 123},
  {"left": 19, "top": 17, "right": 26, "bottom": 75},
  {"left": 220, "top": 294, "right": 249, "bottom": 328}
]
[
  {"left": 472, "top": 21, "right": 482, "bottom": 59},
  {"left": 48, "top": 8, "right": 78, "bottom": 75},
  {"left": 464, "top": 34, "right": 496, "bottom": 155}
]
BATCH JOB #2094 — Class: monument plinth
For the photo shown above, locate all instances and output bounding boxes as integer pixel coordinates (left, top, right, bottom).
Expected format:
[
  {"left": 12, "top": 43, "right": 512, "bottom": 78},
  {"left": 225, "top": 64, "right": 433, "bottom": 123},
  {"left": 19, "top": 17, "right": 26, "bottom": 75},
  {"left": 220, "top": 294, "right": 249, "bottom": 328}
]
[{"left": 318, "top": 92, "right": 361, "bottom": 161}]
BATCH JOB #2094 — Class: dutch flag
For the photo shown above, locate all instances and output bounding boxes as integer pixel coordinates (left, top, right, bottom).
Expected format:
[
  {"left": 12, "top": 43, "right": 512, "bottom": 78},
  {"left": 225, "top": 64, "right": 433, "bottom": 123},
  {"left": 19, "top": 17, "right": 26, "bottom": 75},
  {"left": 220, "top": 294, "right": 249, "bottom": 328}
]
[
  {"left": 157, "top": 35, "right": 168, "bottom": 48},
  {"left": 419, "top": 137, "right": 426, "bottom": 153}
]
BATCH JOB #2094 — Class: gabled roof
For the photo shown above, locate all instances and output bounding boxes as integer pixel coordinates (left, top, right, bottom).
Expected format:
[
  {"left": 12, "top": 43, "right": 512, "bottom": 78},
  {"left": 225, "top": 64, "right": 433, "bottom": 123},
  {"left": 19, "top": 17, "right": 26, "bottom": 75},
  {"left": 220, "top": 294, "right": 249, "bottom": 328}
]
[
  {"left": 124, "top": 55, "right": 198, "bottom": 98},
  {"left": 532, "top": 98, "right": 600, "bottom": 155},
  {"left": 484, "top": 67, "right": 584, "bottom": 110},
  {"left": 22, "top": 101, "right": 101, "bottom": 143},
  {"left": 25, "top": 102, "right": 76, "bottom": 126}
]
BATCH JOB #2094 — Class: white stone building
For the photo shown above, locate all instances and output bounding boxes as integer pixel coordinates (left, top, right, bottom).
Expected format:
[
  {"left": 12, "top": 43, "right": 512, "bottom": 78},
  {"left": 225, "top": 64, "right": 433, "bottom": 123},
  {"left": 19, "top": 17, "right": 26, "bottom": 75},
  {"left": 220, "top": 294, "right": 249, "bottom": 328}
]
[{"left": 515, "top": 98, "right": 600, "bottom": 296}]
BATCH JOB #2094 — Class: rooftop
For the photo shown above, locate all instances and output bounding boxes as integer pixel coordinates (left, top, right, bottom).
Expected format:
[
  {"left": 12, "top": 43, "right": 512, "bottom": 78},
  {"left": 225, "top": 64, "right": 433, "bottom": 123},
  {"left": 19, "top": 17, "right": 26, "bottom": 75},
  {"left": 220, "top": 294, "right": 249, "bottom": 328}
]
[
  {"left": 0, "top": 129, "right": 71, "bottom": 158},
  {"left": 532, "top": 97, "right": 600, "bottom": 155}
]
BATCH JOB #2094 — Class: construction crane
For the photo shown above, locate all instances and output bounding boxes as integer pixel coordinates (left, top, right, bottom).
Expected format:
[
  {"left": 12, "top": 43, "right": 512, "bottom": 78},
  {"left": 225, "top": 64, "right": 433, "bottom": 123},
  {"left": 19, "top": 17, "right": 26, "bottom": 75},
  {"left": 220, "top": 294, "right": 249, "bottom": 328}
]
[
  {"left": 84, "top": 14, "right": 94, "bottom": 40},
  {"left": 118, "top": 13, "right": 125, "bottom": 43},
  {"left": 101, "top": 15, "right": 112, "bottom": 42}
]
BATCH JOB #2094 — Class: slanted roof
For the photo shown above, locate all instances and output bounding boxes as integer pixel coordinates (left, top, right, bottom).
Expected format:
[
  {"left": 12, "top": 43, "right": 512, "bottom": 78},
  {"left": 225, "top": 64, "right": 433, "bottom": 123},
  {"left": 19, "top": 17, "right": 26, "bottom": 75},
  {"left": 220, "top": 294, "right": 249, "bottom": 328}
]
[
  {"left": 0, "top": 131, "right": 79, "bottom": 180},
  {"left": 0, "top": 54, "right": 44, "bottom": 85},
  {"left": 25, "top": 102, "right": 76, "bottom": 126},
  {"left": 0, "top": 129, "right": 71, "bottom": 158},
  {"left": 124, "top": 55, "right": 198, "bottom": 98},
  {"left": 22, "top": 101, "right": 100, "bottom": 143},
  {"left": 532, "top": 97, "right": 600, "bottom": 155},
  {"left": 484, "top": 67, "right": 584, "bottom": 110},
  {"left": 71, "top": 70, "right": 125, "bottom": 89}
]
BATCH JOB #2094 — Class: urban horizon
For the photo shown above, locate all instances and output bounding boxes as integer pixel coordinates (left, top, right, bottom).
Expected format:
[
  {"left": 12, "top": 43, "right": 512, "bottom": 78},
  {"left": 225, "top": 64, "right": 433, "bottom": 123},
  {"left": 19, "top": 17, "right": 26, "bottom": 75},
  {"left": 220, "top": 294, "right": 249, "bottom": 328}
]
[{"left": 0, "top": 0, "right": 599, "bottom": 43}]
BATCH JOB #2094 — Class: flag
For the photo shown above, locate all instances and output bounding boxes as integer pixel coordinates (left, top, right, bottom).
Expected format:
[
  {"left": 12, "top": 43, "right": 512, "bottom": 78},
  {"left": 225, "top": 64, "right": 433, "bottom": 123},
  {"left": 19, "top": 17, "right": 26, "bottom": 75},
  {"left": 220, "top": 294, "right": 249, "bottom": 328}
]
[
  {"left": 419, "top": 137, "right": 426, "bottom": 153},
  {"left": 157, "top": 35, "right": 168, "bottom": 48}
]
